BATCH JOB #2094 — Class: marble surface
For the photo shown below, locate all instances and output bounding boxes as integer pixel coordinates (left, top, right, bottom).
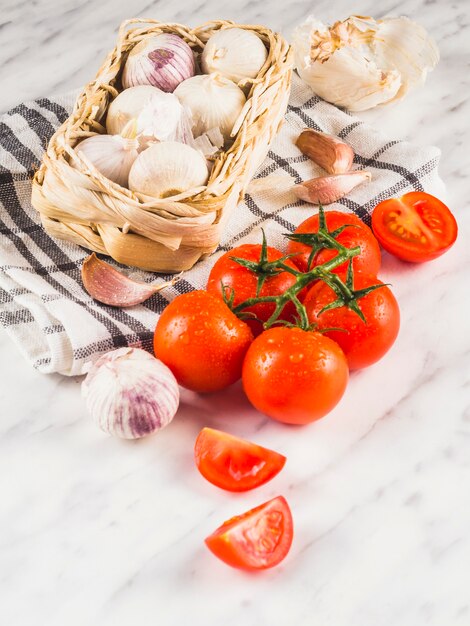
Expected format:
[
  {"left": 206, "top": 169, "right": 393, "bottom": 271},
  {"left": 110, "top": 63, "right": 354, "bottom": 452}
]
[{"left": 1, "top": 1, "right": 470, "bottom": 625}]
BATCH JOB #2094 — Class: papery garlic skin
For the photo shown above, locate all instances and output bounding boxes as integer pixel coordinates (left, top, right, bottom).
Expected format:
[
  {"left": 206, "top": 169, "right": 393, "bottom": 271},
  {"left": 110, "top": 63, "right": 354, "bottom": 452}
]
[
  {"left": 82, "top": 347, "right": 179, "bottom": 439},
  {"left": 122, "top": 33, "right": 196, "bottom": 92},
  {"left": 128, "top": 141, "right": 209, "bottom": 198},
  {"left": 292, "top": 15, "right": 439, "bottom": 111},
  {"left": 74, "top": 132, "right": 139, "bottom": 187},
  {"left": 174, "top": 73, "right": 246, "bottom": 140},
  {"left": 201, "top": 28, "right": 268, "bottom": 83},
  {"left": 106, "top": 85, "right": 186, "bottom": 148}
]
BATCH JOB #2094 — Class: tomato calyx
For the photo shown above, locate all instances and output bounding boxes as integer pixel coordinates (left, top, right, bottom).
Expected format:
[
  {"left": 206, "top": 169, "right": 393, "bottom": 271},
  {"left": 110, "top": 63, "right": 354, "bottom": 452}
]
[
  {"left": 285, "top": 207, "right": 362, "bottom": 270},
  {"left": 226, "top": 206, "right": 382, "bottom": 331},
  {"left": 315, "top": 260, "right": 386, "bottom": 323},
  {"left": 228, "top": 229, "right": 299, "bottom": 296}
]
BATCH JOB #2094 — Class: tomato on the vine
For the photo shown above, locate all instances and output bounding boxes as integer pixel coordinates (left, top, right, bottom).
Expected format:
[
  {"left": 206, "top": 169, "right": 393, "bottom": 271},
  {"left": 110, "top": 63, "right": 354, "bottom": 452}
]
[
  {"left": 154, "top": 290, "right": 253, "bottom": 393},
  {"left": 205, "top": 496, "right": 293, "bottom": 570},
  {"left": 305, "top": 273, "right": 400, "bottom": 370},
  {"left": 371, "top": 191, "right": 458, "bottom": 262},
  {"left": 287, "top": 210, "right": 381, "bottom": 276},
  {"left": 206, "top": 244, "right": 301, "bottom": 335},
  {"left": 242, "top": 327, "right": 348, "bottom": 425},
  {"left": 194, "top": 427, "right": 286, "bottom": 492}
]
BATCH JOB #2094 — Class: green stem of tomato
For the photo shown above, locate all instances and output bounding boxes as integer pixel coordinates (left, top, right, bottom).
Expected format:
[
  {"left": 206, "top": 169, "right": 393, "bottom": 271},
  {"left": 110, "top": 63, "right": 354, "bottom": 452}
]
[{"left": 233, "top": 244, "right": 361, "bottom": 329}]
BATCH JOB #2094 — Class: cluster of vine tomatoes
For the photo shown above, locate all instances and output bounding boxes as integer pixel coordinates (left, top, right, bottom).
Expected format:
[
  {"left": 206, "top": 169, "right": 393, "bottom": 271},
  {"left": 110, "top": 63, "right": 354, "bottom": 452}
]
[
  {"left": 154, "top": 208, "right": 401, "bottom": 425},
  {"left": 153, "top": 192, "right": 457, "bottom": 571}
]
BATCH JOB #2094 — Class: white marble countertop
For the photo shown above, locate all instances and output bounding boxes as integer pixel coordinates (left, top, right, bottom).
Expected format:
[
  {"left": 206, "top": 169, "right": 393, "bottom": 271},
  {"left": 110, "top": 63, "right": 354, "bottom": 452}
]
[{"left": 1, "top": 1, "right": 470, "bottom": 625}]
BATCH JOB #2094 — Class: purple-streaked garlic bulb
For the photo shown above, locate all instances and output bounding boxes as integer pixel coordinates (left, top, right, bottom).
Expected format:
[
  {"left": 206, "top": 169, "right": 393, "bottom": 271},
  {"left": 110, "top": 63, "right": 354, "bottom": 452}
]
[
  {"left": 122, "top": 33, "right": 196, "bottom": 93},
  {"left": 82, "top": 347, "right": 179, "bottom": 439}
]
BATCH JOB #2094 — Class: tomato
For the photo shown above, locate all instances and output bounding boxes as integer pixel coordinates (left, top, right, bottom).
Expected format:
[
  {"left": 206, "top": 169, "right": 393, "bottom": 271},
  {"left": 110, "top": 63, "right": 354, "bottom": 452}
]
[
  {"left": 372, "top": 191, "right": 458, "bottom": 263},
  {"left": 206, "top": 244, "right": 301, "bottom": 335},
  {"left": 287, "top": 210, "right": 381, "bottom": 275},
  {"left": 154, "top": 291, "right": 253, "bottom": 393},
  {"left": 371, "top": 191, "right": 458, "bottom": 262},
  {"left": 242, "top": 327, "right": 348, "bottom": 425},
  {"left": 194, "top": 427, "right": 286, "bottom": 492},
  {"left": 205, "top": 496, "right": 293, "bottom": 570},
  {"left": 305, "top": 273, "right": 400, "bottom": 370}
]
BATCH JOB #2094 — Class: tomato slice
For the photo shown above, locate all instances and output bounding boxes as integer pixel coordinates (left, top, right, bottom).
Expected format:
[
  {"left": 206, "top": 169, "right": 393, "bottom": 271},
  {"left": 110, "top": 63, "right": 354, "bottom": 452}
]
[
  {"left": 205, "top": 496, "right": 293, "bottom": 570},
  {"left": 194, "top": 428, "right": 286, "bottom": 492},
  {"left": 371, "top": 191, "right": 457, "bottom": 262}
]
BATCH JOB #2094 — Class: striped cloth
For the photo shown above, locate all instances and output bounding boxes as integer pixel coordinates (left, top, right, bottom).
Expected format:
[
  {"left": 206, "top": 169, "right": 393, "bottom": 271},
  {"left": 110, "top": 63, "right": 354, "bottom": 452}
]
[{"left": 0, "top": 74, "right": 445, "bottom": 376}]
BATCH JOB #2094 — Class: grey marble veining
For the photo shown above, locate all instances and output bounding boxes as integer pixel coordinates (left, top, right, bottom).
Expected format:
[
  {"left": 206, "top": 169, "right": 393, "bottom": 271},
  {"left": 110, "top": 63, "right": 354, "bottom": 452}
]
[{"left": 1, "top": 1, "right": 470, "bottom": 625}]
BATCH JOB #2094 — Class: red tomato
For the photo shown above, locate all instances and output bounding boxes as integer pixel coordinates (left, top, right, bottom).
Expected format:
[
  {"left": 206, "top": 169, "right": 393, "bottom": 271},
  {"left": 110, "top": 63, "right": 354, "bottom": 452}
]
[
  {"left": 371, "top": 191, "right": 458, "bottom": 262},
  {"left": 194, "top": 427, "right": 286, "bottom": 492},
  {"left": 205, "top": 496, "right": 293, "bottom": 570},
  {"left": 305, "top": 273, "right": 400, "bottom": 370},
  {"left": 242, "top": 327, "right": 348, "bottom": 425},
  {"left": 206, "top": 244, "right": 301, "bottom": 335},
  {"left": 154, "top": 291, "right": 253, "bottom": 393},
  {"left": 287, "top": 210, "right": 381, "bottom": 275}
]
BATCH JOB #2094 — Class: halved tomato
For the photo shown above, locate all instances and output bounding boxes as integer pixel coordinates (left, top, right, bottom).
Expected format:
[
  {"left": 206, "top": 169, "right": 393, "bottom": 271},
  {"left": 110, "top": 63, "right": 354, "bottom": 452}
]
[
  {"left": 371, "top": 191, "right": 458, "bottom": 262},
  {"left": 205, "top": 496, "right": 293, "bottom": 570},
  {"left": 194, "top": 427, "right": 286, "bottom": 492}
]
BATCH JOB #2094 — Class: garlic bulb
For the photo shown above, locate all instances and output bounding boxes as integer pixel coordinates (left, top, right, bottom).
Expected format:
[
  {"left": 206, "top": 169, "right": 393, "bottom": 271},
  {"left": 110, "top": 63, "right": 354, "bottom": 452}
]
[
  {"left": 82, "top": 347, "right": 179, "bottom": 439},
  {"left": 201, "top": 28, "right": 268, "bottom": 83},
  {"left": 174, "top": 73, "right": 246, "bottom": 140},
  {"left": 292, "top": 15, "right": 439, "bottom": 111},
  {"left": 128, "top": 141, "right": 209, "bottom": 198},
  {"left": 122, "top": 33, "right": 196, "bottom": 92},
  {"left": 106, "top": 85, "right": 191, "bottom": 148},
  {"left": 74, "top": 120, "right": 139, "bottom": 187}
]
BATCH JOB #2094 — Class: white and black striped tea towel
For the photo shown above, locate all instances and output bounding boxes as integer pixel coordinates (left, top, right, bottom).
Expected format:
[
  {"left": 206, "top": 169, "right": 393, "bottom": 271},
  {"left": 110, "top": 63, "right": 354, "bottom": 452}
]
[{"left": 0, "top": 74, "right": 445, "bottom": 376}]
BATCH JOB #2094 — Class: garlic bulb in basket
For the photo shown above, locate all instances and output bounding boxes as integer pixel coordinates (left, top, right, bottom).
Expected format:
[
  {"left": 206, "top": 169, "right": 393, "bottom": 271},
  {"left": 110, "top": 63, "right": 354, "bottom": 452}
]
[
  {"left": 122, "top": 33, "right": 196, "bottom": 92},
  {"left": 201, "top": 28, "right": 268, "bottom": 83},
  {"left": 174, "top": 73, "right": 246, "bottom": 140},
  {"left": 82, "top": 347, "right": 179, "bottom": 439},
  {"left": 292, "top": 15, "right": 439, "bottom": 111},
  {"left": 74, "top": 120, "right": 139, "bottom": 187},
  {"left": 128, "top": 141, "right": 209, "bottom": 198},
  {"left": 106, "top": 85, "right": 191, "bottom": 148}
]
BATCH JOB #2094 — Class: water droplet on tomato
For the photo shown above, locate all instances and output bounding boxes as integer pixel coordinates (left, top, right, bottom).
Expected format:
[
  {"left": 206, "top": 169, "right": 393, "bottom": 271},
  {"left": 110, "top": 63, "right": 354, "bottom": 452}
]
[
  {"left": 289, "top": 353, "right": 304, "bottom": 364},
  {"left": 179, "top": 333, "right": 190, "bottom": 344}
]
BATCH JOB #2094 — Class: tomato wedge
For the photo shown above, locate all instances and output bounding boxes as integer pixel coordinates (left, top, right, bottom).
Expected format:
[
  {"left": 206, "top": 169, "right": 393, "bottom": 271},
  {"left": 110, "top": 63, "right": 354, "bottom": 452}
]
[
  {"left": 194, "top": 428, "right": 286, "bottom": 492},
  {"left": 371, "top": 191, "right": 458, "bottom": 262},
  {"left": 205, "top": 496, "right": 293, "bottom": 570}
]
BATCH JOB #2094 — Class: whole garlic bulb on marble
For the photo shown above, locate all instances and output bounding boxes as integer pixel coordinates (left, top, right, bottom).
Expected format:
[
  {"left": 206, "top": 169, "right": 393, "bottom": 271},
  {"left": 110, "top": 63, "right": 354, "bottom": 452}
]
[
  {"left": 201, "top": 28, "right": 268, "bottom": 83},
  {"left": 82, "top": 347, "right": 179, "bottom": 439},
  {"left": 292, "top": 15, "right": 439, "bottom": 111}
]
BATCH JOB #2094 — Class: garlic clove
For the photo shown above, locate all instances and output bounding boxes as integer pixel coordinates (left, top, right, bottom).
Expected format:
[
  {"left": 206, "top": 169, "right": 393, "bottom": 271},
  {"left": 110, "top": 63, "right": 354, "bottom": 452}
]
[
  {"left": 122, "top": 33, "right": 196, "bottom": 92},
  {"left": 82, "top": 253, "right": 178, "bottom": 307},
  {"left": 128, "top": 141, "right": 209, "bottom": 199},
  {"left": 370, "top": 16, "right": 439, "bottom": 101},
  {"left": 293, "top": 171, "right": 371, "bottom": 204},
  {"left": 201, "top": 28, "right": 268, "bottom": 83},
  {"left": 296, "top": 129, "right": 354, "bottom": 174},
  {"left": 82, "top": 347, "right": 180, "bottom": 439}
]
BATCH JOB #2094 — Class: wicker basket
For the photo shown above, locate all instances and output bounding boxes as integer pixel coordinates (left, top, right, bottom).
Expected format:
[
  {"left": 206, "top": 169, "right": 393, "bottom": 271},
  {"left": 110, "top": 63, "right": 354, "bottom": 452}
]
[{"left": 31, "top": 19, "right": 293, "bottom": 272}]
